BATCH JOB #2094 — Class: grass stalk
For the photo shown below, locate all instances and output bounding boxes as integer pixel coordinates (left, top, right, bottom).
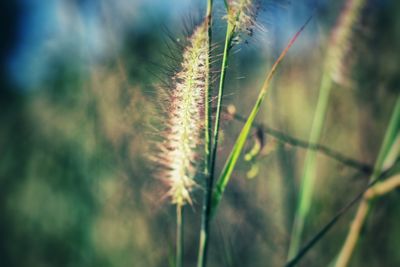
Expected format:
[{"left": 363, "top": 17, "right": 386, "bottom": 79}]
[
  {"left": 176, "top": 205, "right": 183, "bottom": 267},
  {"left": 365, "top": 174, "right": 400, "bottom": 198},
  {"left": 288, "top": 73, "right": 333, "bottom": 257},
  {"left": 209, "top": 23, "right": 234, "bottom": 180},
  {"left": 198, "top": 1, "right": 253, "bottom": 264},
  {"left": 207, "top": 23, "right": 234, "bottom": 199},
  {"left": 197, "top": 0, "right": 214, "bottom": 266}
]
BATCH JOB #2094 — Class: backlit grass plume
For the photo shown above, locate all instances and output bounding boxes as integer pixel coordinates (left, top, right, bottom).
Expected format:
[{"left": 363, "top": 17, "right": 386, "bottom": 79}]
[
  {"left": 225, "top": 0, "right": 259, "bottom": 42},
  {"left": 159, "top": 22, "right": 209, "bottom": 207}
]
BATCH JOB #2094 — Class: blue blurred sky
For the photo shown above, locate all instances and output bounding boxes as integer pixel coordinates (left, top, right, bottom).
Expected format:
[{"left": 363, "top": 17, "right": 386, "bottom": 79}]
[{"left": 3, "top": 0, "right": 386, "bottom": 91}]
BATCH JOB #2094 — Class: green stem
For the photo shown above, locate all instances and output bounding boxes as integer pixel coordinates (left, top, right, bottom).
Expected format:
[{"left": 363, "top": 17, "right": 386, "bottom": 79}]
[
  {"left": 197, "top": 17, "right": 234, "bottom": 267},
  {"left": 197, "top": 1, "right": 215, "bottom": 267},
  {"left": 288, "top": 72, "right": 333, "bottom": 258},
  {"left": 204, "top": 0, "right": 213, "bottom": 179},
  {"left": 209, "top": 23, "right": 234, "bottom": 180},
  {"left": 176, "top": 205, "right": 183, "bottom": 267}
]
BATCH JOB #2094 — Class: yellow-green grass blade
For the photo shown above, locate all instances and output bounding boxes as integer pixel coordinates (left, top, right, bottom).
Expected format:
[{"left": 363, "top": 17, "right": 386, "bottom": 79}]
[
  {"left": 288, "top": 72, "right": 333, "bottom": 257},
  {"left": 370, "top": 96, "right": 400, "bottom": 179}
]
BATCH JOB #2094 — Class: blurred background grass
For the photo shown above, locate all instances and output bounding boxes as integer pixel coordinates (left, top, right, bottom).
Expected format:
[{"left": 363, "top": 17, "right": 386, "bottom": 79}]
[{"left": 0, "top": 0, "right": 399, "bottom": 266}]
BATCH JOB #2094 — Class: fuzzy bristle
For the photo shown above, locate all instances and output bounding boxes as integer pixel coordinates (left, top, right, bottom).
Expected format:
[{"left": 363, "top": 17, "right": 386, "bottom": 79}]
[
  {"left": 158, "top": 22, "right": 209, "bottom": 206},
  {"left": 226, "top": 0, "right": 258, "bottom": 42}
]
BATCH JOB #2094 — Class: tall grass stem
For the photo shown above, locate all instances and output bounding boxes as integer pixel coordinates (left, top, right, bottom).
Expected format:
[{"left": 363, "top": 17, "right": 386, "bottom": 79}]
[
  {"left": 176, "top": 205, "right": 183, "bottom": 267},
  {"left": 197, "top": 1, "right": 214, "bottom": 266},
  {"left": 288, "top": 73, "right": 332, "bottom": 257}
]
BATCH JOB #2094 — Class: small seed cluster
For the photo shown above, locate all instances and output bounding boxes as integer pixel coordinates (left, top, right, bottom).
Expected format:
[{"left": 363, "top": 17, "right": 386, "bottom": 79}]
[{"left": 226, "top": 0, "right": 258, "bottom": 42}]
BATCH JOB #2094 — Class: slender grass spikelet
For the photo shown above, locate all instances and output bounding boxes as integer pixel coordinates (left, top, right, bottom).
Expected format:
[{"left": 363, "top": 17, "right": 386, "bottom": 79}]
[
  {"left": 326, "top": 0, "right": 366, "bottom": 86},
  {"left": 225, "top": 0, "right": 259, "bottom": 43},
  {"left": 158, "top": 22, "right": 209, "bottom": 207}
]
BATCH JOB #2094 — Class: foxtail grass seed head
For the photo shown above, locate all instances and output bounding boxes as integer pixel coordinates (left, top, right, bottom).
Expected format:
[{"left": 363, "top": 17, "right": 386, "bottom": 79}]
[
  {"left": 225, "top": 0, "right": 259, "bottom": 43},
  {"left": 326, "top": 0, "right": 365, "bottom": 86},
  {"left": 159, "top": 22, "right": 209, "bottom": 207}
]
